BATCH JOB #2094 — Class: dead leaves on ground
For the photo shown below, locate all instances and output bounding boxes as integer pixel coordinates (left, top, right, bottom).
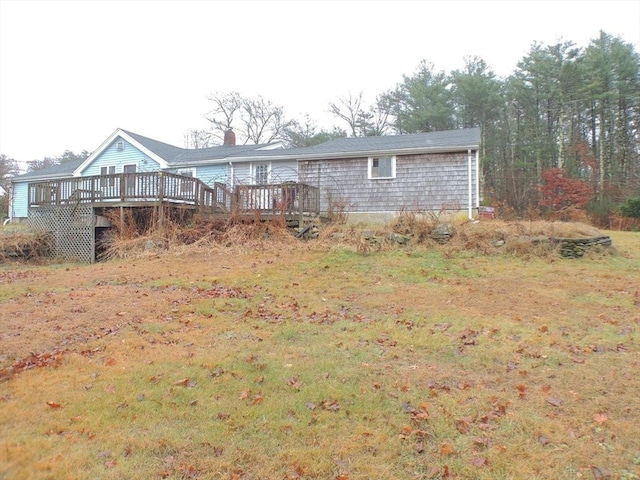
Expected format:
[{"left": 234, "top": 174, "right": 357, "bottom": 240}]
[{"left": 0, "top": 349, "right": 66, "bottom": 380}]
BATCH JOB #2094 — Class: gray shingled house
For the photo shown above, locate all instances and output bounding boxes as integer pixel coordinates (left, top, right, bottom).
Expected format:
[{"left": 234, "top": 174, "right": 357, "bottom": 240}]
[{"left": 10, "top": 127, "right": 481, "bottom": 222}]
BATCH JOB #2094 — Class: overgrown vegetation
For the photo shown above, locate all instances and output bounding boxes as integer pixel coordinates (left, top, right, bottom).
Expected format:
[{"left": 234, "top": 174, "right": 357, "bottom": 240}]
[{"left": 0, "top": 225, "right": 50, "bottom": 262}]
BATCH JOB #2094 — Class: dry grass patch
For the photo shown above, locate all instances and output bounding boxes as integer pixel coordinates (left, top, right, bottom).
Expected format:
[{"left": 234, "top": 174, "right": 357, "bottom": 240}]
[{"left": 0, "top": 228, "right": 638, "bottom": 479}]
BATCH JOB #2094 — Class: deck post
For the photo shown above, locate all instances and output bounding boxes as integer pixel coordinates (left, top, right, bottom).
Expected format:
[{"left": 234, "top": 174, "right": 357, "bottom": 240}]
[
  {"left": 298, "top": 182, "right": 305, "bottom": 227},
  {"left": 157, "top": 172, "right": 164, "bottom": 229}
]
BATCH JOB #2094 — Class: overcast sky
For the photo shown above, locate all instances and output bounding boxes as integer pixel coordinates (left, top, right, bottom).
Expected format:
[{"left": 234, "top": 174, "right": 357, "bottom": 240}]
[{"left": 1, "top": 0, "right": 639, "bottom": 169}]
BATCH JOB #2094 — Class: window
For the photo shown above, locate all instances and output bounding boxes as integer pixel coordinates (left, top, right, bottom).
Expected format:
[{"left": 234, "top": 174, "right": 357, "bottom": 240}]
[
  {"left": 368, "top": 156, "right": 396, "bottom": 179},
  {"left": 116, "top": 141, "right": 124, "bottom": 151},
  {"left": 253, "top": 163, "right": 270, "bottom": 185},
  {"left": 100, "top": 165, "right": 116, "bottom": 187}
]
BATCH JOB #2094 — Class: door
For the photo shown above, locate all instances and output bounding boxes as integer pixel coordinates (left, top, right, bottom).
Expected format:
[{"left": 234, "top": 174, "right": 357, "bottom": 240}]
[{"left": 124, "top": 164, "right": 137, "bottom": 197}]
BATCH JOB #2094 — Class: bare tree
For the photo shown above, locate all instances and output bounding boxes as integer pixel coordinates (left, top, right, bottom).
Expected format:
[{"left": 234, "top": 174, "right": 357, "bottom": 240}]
[
  {"left": 283, "top": 114, "right": 347, "bottom": 147},
  {"left": 329, "top": 91, "right": 365, "bottom": 137},
  {"left": 205, "top": 91, "right": 243, "bottom": 143},
  {"left": 329, "top": 91, "right": 393, "bottom": 137},
  {"left": 183, "top": 129, "right": 214, "bottom": 149},
  {"left": 204, "top": 92, "right": 294, "bottom": 145},
  {"left": 241, "top": 96, "right": 294, "bottom": 144}
]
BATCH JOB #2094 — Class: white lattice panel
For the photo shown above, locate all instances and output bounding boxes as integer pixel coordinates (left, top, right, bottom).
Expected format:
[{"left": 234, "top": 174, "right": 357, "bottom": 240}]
[{"left": 28, "top": 205, "right": 95, "bottom": 262}]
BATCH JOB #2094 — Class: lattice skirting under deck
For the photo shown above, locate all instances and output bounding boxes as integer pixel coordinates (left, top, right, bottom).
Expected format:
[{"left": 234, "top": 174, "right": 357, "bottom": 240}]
[{"left": 28, "top": 205, "right": 96, "bottom": 263}]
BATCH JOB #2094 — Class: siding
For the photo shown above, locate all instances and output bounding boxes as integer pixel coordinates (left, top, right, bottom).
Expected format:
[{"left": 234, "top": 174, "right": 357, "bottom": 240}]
[
  {"left": 299, "top": 151, "right": 478, "bottom": 214},
  {"left": 10, "top": 181, "right": 29, "bottom": 219},
  {"left": 271, "top": 160, "right": 298, "bottom": 183},
  {"left": 80, "top": 138, "right": 161, "bottom": 176},
  {"left": 166, "top": 165, "right": 228, "bottom": 188}
]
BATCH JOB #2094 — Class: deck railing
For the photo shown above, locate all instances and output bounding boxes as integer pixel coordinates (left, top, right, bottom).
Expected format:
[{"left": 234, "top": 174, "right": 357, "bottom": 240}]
[
  {"left": 233, "top": 182, "right": 320, "bottom": 216},
  {"left": 28, "top": 172, "right": 319, "bottom": 217},
  {"left": 28, "top": 172, "right": 222, "bottom": 210}
]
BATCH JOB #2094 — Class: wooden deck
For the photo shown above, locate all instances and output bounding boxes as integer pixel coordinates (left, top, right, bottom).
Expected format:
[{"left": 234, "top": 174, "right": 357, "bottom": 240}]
[{"left": 28, "top": 172, "right": 320, "bottom": 223}]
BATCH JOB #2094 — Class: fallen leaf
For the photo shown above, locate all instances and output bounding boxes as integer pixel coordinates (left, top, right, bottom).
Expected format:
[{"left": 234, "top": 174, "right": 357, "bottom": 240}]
[
  {"left": 516, "top": 384, "right": 527, "bottom": 399},
  {"left": 471, "top": 456, "right": 487, "bottom": 467},
  {"left": 591, "top": 465, "right": 613, "bottom": 479},
  {"left": 537, "top": 434, "right": 551, "bottom": 445},
  {"left": 440, "top": 441, "right": 455, "bottom": 456},
  {"left": 546, "top": 396, "right": 563, "bottom": 407},
  {"left": 46, "top": 401, "right": 62, "bottom": 409},
  {"left": 173, "top": 378, "right": 196, "bottom": 387},
  {"left": 455, "top": 417, "right": 471, "bottom": 434},
  {"left": 593, "top": 412, "right": 609, "bottom": 425}
]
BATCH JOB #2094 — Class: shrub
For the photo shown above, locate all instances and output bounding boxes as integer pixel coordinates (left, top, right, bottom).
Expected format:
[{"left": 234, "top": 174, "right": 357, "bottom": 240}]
[{"left": 619, "top": 197, "right": 640, "bottom": 218}]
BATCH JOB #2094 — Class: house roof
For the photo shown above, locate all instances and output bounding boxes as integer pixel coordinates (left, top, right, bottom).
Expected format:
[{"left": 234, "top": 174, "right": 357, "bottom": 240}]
[
  {"left": 12, "top": 127, "right": 481, "bottom": 181},
  {"left": 12, "top": 158, "right": 87, "bottom": 181},
  {"left": 295, "top": 128, "right": 480, "bottom": 156},
  {"left": 232, "top": 128, "right": 481, "bottom": 162},
  {"left": 121, "top": 130, "right": 280, "bottom": 165}
]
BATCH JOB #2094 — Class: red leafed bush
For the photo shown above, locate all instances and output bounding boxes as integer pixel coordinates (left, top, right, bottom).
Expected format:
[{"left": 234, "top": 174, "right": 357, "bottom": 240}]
[{"left": 540, "top": 168, "right": 593, "bottom": 211}]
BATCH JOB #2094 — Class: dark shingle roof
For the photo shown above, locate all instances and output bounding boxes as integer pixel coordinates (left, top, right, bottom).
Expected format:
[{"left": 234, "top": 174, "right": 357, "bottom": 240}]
[
  {"left": 13, "top": 158, "right": 86, "bottom": 181},
  {"left": 297, "top": 128, "right": 480, "bottom": 156},
  {"left": 122, "top": 129, "right": 278, "bottom": 165},
  {"left": 122, "top": 130, "right": 187, "bottom": 161}
]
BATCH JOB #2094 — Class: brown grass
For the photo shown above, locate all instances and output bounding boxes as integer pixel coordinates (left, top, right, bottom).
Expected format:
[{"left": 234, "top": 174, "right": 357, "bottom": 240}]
[{"left": 0, "top": 224, "right": 638, "bottom": 479}]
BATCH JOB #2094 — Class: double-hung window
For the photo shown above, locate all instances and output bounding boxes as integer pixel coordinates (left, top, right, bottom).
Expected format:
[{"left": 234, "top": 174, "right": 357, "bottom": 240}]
[
  {"left": 100, "top": 165, "right": 116, "bottom": 188},
  {"left": 253, "top": 163, "right": 270, "bottom": 185},
  {"left": 368, "top": 156, "right": 396, "bottom": 179}
]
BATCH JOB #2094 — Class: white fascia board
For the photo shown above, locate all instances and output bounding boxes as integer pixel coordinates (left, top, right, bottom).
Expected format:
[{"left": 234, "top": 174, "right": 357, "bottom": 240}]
[
  {"left": 299, "top": 145, "right": 481, "bottom": 160},
  {"left": 74, "top": 128, "right": 170, "bottom": 176},
  {"left": 256, "top": 142, "right": 285, "bottom": 151}
]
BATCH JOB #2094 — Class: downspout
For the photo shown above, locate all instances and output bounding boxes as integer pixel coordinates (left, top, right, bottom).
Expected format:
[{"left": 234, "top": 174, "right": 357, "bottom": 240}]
[
  {"left": 475, "top": 149, "right": 480, "bottom": 210},
  {"left": 467, "top": 149, "right": 473, "bottom": 220}
]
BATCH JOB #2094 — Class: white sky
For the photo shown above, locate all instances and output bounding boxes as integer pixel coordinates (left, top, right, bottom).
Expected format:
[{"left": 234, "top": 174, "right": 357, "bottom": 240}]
[{"left": 1, "top": 0, "right": 639, "bottom": 169}]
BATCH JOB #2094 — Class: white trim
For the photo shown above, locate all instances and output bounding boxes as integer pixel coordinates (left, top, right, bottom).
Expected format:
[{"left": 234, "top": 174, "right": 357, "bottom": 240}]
[
  {"left": 74, "top": 128, "right": 170, "bottom": 176},
  {"left": 467, "top": 149, "right": 473, "bottom": 220},
  {"left": 475, "top": 149, "right": 480, "bottom": 208},
  {"left": 368, "top": 155, "right": 396, "bottom": 180}
]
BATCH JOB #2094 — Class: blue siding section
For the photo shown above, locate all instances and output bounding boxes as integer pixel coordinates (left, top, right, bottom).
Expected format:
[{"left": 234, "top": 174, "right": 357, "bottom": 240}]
[
  {"left": 167, "top": 164, "right": 228, "bottom": 188},
  {"left": 11, "top": 181, "right": 29, "bottom": 219},
  {"left": 80, "top": 138, "right": 161, "bottom": 176},
  {"left": 195, "top": 164, "right": 228, "bottom": 186}
]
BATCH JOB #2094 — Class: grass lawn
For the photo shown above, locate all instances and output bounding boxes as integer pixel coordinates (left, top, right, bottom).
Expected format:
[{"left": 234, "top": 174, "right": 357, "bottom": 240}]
[{"left": 0, "top": 228, "right": 638, "bottom": 479}]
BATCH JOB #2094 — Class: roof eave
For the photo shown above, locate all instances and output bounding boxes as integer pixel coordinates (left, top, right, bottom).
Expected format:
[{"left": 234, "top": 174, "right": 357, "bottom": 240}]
[
  {"left": 73, "top": 128, "right": 170, "bottom": 175},
  {"left": 306, "top": 144, "right": 480, "bottom": 160}
]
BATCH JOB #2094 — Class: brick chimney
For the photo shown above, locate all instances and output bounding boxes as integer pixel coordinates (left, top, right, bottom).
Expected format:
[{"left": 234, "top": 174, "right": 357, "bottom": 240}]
[{"left": 223, "top": 128, "right": 236, "bottom": 146}]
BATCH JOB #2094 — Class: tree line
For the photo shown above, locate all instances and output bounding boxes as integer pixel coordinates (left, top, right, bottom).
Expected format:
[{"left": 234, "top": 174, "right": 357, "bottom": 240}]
[{"left": 198, "top": 31, "right": 639, "bottom": 222}]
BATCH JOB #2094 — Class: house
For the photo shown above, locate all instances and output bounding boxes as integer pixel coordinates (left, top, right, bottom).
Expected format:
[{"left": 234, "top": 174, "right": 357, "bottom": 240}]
[
  {"left": 8, "top": 127, "right": 480, "bottom": 261},
  {"left": 10, "top": 126, "right": 481, "bottom": 222}
]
